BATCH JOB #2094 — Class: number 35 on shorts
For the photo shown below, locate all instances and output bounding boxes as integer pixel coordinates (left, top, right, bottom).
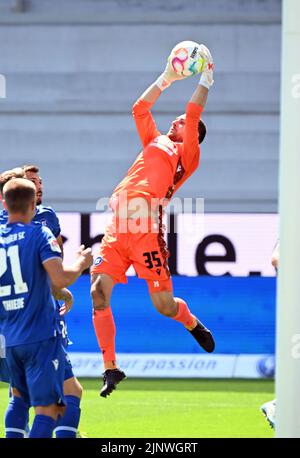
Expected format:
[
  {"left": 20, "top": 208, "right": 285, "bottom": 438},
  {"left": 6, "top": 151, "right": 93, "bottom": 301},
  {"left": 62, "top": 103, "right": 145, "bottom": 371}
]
[{"left": 143, "top": 251, "right": 162, "bottom": 270}]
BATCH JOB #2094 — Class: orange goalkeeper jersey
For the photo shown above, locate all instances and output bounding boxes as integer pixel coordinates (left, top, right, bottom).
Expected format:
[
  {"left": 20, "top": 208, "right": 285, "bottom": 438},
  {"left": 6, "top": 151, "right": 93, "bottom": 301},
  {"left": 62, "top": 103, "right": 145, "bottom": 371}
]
[{"left": 111, "top": 99, "right": 203, "bottom": 208}]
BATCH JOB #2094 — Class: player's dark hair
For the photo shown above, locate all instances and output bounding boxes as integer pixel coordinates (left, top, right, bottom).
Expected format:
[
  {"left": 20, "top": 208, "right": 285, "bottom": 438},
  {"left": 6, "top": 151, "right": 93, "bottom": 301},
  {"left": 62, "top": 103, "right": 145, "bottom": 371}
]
[
  {"left": 22, "top": 164, "right": 39, "bottom": 174},
  {"left": 198, "top": 119, "right": 206, "bottom": 144},
  {"left": 3, "top": 179, "right": 36, "bottom": 214},
  {"left": 0, "top": 168, "right": 26, "bottom": 194}
]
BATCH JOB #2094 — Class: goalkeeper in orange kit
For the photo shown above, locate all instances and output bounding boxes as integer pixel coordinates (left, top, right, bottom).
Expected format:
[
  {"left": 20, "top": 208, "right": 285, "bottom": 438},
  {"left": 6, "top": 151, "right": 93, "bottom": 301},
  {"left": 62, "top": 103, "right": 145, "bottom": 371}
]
[{"left": 91, "top": 44, "right": 215, "bottom": 397}]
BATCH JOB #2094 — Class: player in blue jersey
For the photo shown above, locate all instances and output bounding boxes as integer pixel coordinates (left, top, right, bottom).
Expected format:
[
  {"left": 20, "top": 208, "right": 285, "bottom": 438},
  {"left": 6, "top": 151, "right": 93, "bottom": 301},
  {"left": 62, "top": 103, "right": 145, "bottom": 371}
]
[
  {"left": 0, "top": 169, "right": 26, "bottom": 386},
  {"left": 0, "top": 166, "right": 83, "bottom": 438},
  {"left": 0, "top": 169, "right": 30, "bottom": 389},
  {"left": 22, "top": 165, "right": 63, "bottom": 246},
  {"left": 0, "top": 178, "right": 93, "bottom": 438},
  {"left": 1, "top": 166, "right": 83, "bottom": 438},
  {"left": 22, "top": 165, "right": 84, "bottom": 437}
]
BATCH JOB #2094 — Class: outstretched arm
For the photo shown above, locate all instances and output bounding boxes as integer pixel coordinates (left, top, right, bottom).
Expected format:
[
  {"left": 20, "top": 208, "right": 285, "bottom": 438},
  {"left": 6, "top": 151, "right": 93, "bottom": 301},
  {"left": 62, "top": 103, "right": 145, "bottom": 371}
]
[
  {"left": 132, "top": 91, "right": 161, "bottom": 148},
  {"left": 138, "top": 83, "right": 162, "bottom": 105},
  {"left": 133, "top": 43, "right": 214, "bottom": 147},
  {"left": 181, "top": 45, "right": 214, "bottom": 172},
  {"left": 138, "top": 55, "right": 190, "bottom": 104},
  {"left": 189, "top": 84, "right": 209, "bottom": 109},
  {"left": 139, "top": 43, "right": 213, "bottom": 108},
  {"left": 44, "top": 245, "right": 93, "bottom": 289},
  {"left": 132, "top": 57, "right": 188, "bottom": 146},
  {"left": 132, "top": 80, "right": 162, "bottom": 147},
  {"left": 189, "top": 44, "right": 214, "bottom": 109}
]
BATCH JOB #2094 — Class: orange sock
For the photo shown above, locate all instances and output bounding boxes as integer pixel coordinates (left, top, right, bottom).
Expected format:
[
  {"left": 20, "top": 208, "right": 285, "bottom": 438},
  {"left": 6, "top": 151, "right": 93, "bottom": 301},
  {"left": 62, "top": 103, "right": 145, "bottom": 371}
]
[
  {"left": 172, "top": 298, "right": 196, "bottom": 329},
  {"left": 93, "top": 308, "right": 116, "bottom": 363}
]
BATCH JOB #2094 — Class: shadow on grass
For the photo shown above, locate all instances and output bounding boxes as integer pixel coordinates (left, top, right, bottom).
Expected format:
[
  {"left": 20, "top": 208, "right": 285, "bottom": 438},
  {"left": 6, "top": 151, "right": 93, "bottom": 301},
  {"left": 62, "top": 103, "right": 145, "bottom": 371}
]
[{"left": 79, "top": 378, "right": 275, "bottom": 393}]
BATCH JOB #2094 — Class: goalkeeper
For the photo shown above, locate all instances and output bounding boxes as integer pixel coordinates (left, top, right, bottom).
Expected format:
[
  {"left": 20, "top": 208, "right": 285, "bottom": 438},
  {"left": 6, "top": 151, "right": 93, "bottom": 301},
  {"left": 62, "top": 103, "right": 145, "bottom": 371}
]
[{"left": 91, "top": 44, "right": 215, "bottom": 397}]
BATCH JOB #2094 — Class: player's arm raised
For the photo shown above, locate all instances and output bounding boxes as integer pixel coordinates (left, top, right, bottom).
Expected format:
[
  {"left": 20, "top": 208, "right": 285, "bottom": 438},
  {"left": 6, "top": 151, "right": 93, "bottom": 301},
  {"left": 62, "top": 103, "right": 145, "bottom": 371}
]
[
  {"left": 44, "top": 245, "right": 93, "bottom": 289},
  {"left": 181, "top": 45, "right": 214, "bottom": 171},
  {"left": 190, "top": 44, "right": 214, "bottom": 108},
  {"left": 132, "top": 50, "right": 190, "bottom": 147},
  {"left": 137, "top": 51, "right": 190, "bottom": 105},
  {"left": 132, "top": 88, "right": 161, "bottom": 148}
]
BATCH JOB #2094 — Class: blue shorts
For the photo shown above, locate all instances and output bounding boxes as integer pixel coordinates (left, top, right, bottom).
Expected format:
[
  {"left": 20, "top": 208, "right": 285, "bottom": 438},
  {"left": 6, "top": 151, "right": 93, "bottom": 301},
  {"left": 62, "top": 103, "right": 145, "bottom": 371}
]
[
  {"left": 6, "top": 336, "right": 65, "bottom": 407},
  {"left": 63, "top": 346, "right": 74, "bottom": 381},
  {"left": 0, "top": 358, "right": 11, "bottom": 384},
  {"left": 57, "top": 315, "right": 74, "bottom": 380}
]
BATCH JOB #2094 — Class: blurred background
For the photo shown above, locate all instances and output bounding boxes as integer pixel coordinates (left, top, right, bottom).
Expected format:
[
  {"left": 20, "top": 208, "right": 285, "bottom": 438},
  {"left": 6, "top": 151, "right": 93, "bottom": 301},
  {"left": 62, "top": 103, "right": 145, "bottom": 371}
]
[{"left": 0, "top": 0, "right": 281, "bottom": 379}]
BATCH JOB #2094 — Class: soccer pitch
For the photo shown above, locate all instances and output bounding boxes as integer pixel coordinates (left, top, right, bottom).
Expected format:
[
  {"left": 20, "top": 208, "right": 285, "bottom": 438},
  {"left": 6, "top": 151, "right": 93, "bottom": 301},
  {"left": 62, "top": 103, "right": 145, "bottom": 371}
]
[{"left": 0, "top": 378, "right": 274, "bottom": 438}]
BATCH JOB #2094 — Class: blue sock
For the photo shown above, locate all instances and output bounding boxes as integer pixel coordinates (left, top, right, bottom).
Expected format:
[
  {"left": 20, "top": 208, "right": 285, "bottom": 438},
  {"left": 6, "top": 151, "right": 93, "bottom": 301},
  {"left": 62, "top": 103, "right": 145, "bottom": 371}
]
[
  {"left": 5, "top": 396, "right": 29, "bottom": 438},
  {"left": 7, "top": 387, "right": 30, "bottom": 436},
  {"left": 55, "top": 395, "right": 81, "bottom": 438},
  {"left": 29, "top": 415, "right": 56, "bottom": 438}
]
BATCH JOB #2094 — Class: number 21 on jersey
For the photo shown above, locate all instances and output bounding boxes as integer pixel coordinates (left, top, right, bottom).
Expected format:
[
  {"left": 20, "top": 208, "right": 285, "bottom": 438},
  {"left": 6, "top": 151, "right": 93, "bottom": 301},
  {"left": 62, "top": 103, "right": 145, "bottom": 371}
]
[{"left": 0, "top": 246, "right": 28, "bottom": 298}]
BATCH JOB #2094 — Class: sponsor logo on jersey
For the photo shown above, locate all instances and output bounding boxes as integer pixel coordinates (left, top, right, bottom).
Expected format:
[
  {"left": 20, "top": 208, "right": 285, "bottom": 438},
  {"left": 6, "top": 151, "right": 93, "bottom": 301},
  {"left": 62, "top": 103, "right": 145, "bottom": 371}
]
[
  {"left": 153, "top": 281, "right": 160, "bottom": 288},
  {"left": 94, "top": 256, "right": 103, "bottom": 266},
  {"left": 50, "top": 239, "right": 62, "bottom": 253}
]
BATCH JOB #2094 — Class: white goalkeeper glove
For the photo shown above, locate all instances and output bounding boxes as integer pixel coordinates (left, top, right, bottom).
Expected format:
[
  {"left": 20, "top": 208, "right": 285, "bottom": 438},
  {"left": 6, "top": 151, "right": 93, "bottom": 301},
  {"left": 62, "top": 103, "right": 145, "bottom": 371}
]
[
  {"left": 198, "top": 44, "right": 214, "bottom": 89},
  {"left": 155, "top": 56, "right": 188, "bottom": 92}
]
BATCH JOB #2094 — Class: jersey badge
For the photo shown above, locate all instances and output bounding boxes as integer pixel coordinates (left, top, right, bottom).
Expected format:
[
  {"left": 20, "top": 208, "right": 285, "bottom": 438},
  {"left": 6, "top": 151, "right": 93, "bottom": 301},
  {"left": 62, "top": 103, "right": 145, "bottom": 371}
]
[
  {"left": 94, "top": 256, "right": 103, "bottom": 266},
  {"left": 50, "top": 239, "right": 62, "bottom": 254}
]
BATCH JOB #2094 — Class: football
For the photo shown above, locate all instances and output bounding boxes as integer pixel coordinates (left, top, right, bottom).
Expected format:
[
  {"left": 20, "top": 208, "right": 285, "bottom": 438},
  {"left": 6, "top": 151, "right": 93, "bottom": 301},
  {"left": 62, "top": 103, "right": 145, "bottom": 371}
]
[{"left": 169, "top": 41, "right": 205, "bottom": 77}]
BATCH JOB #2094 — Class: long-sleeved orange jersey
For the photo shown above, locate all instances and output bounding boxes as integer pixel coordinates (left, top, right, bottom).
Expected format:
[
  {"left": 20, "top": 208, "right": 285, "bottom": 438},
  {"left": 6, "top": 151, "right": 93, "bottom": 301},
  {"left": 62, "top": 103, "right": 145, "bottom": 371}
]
[
  {"left": 93, "top": 99, "right": 203, "bottom": 288},
  {"left": 111, "top": 98, "right": 203, "bottom": 207}
]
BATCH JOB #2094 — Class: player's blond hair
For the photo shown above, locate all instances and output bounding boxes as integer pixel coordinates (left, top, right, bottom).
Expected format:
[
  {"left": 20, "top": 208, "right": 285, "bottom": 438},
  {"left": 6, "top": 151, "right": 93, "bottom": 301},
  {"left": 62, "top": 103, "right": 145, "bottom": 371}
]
[{"left": 0, "top": 167, "right": 26, "bottom": 194}]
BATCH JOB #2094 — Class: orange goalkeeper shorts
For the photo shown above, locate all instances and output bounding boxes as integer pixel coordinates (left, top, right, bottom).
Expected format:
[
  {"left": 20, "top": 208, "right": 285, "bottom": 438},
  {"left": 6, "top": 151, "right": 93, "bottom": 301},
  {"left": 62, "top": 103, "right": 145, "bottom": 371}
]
[{"left": 91, "top": 217, "right": 173, "bottom": 293}]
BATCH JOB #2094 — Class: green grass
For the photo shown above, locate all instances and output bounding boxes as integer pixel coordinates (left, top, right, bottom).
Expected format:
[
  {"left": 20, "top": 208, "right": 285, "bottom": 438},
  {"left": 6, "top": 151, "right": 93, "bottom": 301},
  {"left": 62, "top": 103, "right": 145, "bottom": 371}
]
[{"left": 0, "top": 378, "right": 275, "bottom": 438}]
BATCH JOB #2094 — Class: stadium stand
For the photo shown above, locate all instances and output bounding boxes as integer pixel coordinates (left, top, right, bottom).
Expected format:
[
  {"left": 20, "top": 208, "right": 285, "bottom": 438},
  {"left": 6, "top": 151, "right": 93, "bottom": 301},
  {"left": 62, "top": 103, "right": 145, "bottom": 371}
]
[{"left": 0, "top": 0, "right": 280, "bottom": 212}]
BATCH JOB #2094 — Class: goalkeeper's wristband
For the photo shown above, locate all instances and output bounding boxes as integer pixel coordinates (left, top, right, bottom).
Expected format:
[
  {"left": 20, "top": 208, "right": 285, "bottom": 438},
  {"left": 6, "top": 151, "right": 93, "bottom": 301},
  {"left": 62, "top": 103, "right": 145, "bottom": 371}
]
[
  {"left": 155, "top": 73, "right": 172, "bottom": 92},
  {"left": 199, "top": 71, "right": 214, "bottom": 90}
]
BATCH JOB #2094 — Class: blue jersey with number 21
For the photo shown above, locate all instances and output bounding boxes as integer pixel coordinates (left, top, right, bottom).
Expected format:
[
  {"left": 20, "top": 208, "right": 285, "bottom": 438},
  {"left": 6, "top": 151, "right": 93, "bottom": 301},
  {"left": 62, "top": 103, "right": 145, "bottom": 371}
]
[
  {"left": 0, "top": 222, "right": 62, "bottom": 347},
  {"left": 0, "top": 207, "right": 70, "bottom": 347}
]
